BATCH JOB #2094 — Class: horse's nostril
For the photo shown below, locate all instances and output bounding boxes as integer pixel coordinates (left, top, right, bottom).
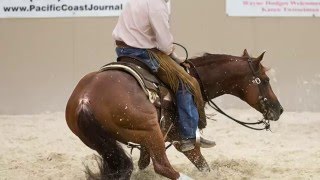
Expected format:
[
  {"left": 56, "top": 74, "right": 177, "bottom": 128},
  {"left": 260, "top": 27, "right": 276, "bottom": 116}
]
[{"left": 280, "top": 106, "right": 284, "bottom": 114}]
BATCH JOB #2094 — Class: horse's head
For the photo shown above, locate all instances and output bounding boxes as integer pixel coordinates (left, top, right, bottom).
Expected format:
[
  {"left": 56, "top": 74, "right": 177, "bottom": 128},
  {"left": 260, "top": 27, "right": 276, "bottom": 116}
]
[
  {"left": 190, "top": 49, "right": 283, "bottom": 121},
  {"left": 236, "top": 49, "right": 283, "bottom": 120}
]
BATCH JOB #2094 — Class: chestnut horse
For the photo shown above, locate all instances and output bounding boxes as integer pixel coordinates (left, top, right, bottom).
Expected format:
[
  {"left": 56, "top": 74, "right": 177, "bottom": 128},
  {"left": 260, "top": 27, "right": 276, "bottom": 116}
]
[{"left": 65, "top": 49, "right": 283, "bottom": 179}]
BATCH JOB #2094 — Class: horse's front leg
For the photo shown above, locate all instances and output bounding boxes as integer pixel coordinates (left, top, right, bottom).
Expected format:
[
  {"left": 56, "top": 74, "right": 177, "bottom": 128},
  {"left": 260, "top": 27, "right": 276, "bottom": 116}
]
[
  {"left": 175, "top": 145, "right": 210, "bottom": 172},
  {"left": 138, "top": 146, "right": 151, "bottom": 170}
]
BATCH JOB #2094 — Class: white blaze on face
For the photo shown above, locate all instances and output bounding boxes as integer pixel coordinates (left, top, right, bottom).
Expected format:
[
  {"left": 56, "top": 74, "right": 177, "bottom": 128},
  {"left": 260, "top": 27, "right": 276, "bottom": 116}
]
[{"left": 79, "top": 97, "right": 90, "bottom": 105}]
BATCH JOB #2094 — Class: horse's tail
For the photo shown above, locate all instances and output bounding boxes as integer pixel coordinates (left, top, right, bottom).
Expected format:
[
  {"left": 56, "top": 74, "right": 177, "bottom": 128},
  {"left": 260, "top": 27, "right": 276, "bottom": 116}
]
[{"left": 77, "top": 100, "right": 133, "bottom": 180}]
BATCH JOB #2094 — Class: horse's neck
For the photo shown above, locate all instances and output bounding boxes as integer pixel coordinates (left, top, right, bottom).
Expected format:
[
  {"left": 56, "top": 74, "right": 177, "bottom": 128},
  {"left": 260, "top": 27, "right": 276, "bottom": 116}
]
[{"left": 190, "top": 54, "right": 240, "bottom": 101}]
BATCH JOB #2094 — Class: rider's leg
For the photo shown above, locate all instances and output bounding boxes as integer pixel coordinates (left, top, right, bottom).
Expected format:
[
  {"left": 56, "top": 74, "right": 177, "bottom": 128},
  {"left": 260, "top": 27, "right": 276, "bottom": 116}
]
[
  {"left": 176, "top": 82, "right": 215, "bottom": 152},
  {"left": 176, "top": 83, "right": 198, "bottom": 151},
  {"left": 176, "top": 83, "right": 198, "bottom": 138}
]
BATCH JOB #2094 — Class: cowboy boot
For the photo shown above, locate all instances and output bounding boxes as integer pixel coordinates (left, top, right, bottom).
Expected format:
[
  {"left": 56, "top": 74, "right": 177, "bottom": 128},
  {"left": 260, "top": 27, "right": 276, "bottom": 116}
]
[{"left": 180, "top": 136, "right": 216, "bottom": 152}]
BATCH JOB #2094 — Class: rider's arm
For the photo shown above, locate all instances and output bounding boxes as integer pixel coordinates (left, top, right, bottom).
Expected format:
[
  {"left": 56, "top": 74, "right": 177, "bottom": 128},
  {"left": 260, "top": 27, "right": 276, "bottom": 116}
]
[
  {"left": 148, "top": 1, "right": 186, "bottom": 64},
  {"left": 148, "top": 0, "right": 174, "bottom": 55}
]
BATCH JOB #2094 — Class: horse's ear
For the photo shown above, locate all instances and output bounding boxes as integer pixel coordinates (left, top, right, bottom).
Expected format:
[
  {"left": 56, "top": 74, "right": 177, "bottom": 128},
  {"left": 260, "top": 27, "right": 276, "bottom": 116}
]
[
  {"left": 242, "top": 49, "right": 250, "bottom": 57},
  {"left": 256, "top": 51, "right": 266, "bottom": 62}
]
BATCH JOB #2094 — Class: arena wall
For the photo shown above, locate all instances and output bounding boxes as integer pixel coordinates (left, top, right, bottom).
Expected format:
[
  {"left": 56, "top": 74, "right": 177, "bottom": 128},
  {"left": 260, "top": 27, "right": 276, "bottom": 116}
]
[{"left": 1, "top": 0, "right": 319, "bottom": 114}]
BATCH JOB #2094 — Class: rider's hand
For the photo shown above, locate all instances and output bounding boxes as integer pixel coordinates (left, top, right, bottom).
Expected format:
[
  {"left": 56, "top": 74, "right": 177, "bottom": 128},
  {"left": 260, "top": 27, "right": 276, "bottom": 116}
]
[
  {"left": 180, "top": 62, "right": 190, "bottom": 69},
  {"left": 170, "top": 52, "right": 186, "bottom": 64}
]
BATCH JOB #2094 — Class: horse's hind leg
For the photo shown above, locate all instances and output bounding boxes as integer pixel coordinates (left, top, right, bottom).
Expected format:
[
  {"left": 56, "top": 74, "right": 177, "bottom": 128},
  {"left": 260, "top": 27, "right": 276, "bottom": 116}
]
[
  {"left": 77, "top": 102, "right": 133, "bottom": 179},
  {"left": 138, "top": 146, "right": 151, "bottom": 170}
]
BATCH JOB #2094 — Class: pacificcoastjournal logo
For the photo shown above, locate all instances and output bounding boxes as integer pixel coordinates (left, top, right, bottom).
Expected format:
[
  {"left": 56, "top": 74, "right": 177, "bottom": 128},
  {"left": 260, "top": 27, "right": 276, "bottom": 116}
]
[{"left": 0, "top": 0, "right": 127, "bottom": 18}]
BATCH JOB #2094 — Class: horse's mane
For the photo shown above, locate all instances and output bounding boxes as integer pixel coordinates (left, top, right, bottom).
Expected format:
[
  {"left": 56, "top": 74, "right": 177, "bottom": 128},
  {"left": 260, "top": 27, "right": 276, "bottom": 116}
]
[
  {"left": 189, "top": 53, "right": 269, "bottom": 73},
  {"left": 189, "top": 53, "right": 247, "bottom": 67}
]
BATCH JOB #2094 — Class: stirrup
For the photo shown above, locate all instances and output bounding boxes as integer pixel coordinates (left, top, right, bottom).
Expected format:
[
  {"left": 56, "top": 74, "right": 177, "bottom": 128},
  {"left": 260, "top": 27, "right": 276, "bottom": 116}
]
[{"left": 197, "top": 129, "right": 216, "bottom": 148}]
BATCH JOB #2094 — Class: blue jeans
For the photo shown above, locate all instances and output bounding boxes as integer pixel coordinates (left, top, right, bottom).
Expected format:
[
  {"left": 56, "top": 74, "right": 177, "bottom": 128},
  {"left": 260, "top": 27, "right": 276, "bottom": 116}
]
[
  {"left": 115, "top": 47, "right": 198, "bottom": 140},
  {"left": 176, "top": 83, "right": 199, "bottom": 139},
  {"left": 115, "top": 47, "right": 160, "bottom": 72}
]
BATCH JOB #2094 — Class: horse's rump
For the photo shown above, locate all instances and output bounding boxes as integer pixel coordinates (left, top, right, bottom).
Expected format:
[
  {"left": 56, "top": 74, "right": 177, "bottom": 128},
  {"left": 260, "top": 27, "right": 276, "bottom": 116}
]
[{"left": 99, "top": 61, "right": 177, "bottom": 133}]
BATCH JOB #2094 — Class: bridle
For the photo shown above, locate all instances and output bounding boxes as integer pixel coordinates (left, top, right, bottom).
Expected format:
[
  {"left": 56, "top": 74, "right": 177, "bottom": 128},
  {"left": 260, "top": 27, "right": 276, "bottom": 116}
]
[{"left": 247, "top": 58, "right": 271, "bottom": 120}]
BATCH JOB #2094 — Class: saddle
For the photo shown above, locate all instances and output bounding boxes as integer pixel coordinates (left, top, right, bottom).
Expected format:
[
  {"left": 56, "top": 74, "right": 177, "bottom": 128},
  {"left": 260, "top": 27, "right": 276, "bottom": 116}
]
[{"left": 99, "top": 57, "right": 177, "bottom": 132}]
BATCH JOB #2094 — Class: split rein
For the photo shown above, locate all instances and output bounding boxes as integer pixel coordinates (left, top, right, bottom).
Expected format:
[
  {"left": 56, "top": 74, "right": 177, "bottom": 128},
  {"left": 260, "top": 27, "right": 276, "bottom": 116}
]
[
  {"left": 174, "top": 43, "right": 271, "bottom": 131},
  {"left": 207, "top": 100, "right": 271, "bottom": 131}
]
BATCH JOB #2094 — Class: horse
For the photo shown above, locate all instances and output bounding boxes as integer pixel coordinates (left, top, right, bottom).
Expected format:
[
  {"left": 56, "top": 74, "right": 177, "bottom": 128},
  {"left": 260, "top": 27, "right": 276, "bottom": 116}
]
[{"left": 65, "top": 49, "right": 283, "bottom": 180}]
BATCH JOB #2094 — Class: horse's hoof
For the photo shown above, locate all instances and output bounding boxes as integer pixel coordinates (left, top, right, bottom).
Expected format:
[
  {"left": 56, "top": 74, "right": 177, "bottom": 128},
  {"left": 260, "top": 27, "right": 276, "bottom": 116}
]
[{"left": 138, "top": 157, "right": 150, "bottom": 170}]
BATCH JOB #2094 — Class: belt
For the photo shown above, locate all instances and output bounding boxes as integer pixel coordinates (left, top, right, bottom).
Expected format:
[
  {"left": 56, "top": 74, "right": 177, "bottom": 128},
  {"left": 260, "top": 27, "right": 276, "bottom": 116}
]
[
  {"left": 115, "top": 40, "right": 132, "bottom": 48},
  {"left": 115, "top": 40, "right": 158, "bottom": 51}
]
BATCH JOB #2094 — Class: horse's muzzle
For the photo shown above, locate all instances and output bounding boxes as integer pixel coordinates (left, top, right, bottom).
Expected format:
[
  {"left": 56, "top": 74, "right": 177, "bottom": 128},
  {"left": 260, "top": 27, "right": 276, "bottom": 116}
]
[{"left": 265, "top": 105, "right": 283, "bottom": 121}]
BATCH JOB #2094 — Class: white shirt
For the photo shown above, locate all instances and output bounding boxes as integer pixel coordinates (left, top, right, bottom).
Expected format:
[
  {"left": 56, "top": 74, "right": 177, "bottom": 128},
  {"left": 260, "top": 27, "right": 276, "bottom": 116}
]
[{"left": 112, "top": 0, "right": 174, "bottom": 55}]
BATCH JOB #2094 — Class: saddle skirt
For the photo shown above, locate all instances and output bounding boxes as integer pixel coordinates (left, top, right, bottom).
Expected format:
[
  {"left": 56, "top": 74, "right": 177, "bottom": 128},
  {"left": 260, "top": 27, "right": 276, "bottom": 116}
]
[{"left": 99, "top": 58, "right": 177, "bottom": 132}]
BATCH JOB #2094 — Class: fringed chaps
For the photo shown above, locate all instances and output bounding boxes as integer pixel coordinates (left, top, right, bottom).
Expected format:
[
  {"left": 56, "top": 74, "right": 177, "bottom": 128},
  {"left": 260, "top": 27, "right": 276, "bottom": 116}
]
[{"left": 148, "top": 49, "right": 207, "bottom": 129}]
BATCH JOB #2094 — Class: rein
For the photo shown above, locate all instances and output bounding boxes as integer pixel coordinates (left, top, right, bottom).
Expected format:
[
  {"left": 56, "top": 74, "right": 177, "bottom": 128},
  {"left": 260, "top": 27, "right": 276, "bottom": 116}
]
[
  {"left": 173, "top": 42, "right": 189, "bottom": 60},
  {"left": 207, "top": 100, "right": 270, "bottom": 131}
]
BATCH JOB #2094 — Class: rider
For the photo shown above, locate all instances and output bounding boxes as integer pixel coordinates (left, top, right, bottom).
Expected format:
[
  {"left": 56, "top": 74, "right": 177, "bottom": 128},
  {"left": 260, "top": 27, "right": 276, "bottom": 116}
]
[{"left": 112, "top": 0, "right": 215, "bottom": 151}]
